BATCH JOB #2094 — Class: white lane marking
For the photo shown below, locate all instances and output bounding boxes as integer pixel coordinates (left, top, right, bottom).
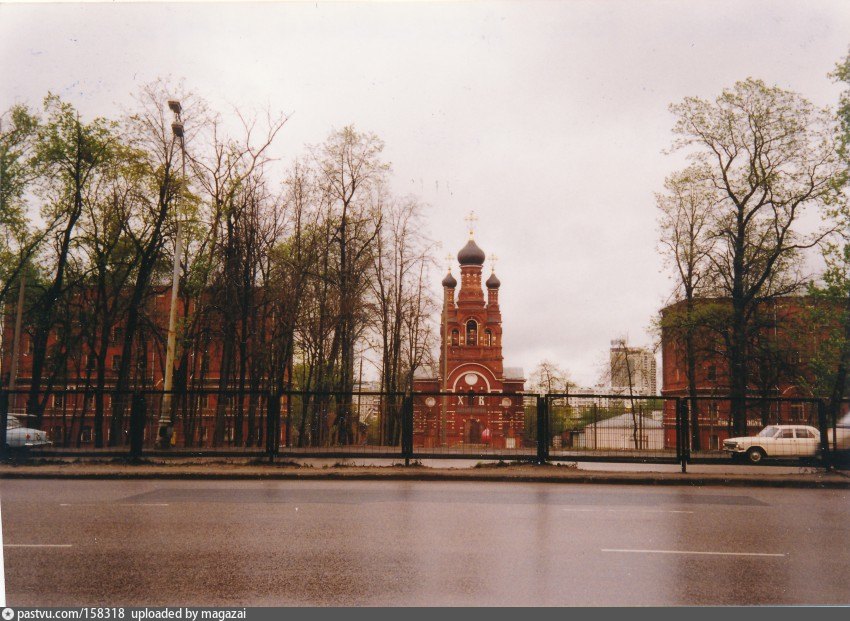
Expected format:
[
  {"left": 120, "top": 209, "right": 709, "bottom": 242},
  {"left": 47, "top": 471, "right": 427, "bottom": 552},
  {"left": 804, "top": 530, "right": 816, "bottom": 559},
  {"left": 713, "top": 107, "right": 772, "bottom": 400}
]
[
  {"left": 3, "top": 544, "right": 73, "bottom": 548},
  {"left": 562, "top": 508, "right": 694, "bottom": 514},
  {"left": 59, "top": 503, "right": 169, "bottom": 507},
  {"left": 601, "top": 548, "right": 785, "bottom": 557}
]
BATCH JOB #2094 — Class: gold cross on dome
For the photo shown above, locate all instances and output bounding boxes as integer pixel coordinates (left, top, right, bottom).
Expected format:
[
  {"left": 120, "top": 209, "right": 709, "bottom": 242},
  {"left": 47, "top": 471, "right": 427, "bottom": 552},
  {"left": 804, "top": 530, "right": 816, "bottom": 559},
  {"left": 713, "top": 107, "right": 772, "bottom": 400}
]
[
  {"left": 464, "top": 210, "right": 478, "bottom": 239},
  {"left": 489, "top": 253, "right": 499, "bottom": 272},
  {"left": 445, "top": 253, "right": 454, "bottom": 271}
]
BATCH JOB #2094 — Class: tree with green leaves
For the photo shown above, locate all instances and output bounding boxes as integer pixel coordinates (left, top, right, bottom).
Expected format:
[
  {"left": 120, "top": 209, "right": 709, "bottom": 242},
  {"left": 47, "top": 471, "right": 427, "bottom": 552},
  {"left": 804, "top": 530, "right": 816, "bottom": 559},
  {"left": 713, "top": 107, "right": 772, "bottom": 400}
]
[
  {"left": 805, "top": 49, "right": 850, "bottom": 425},
  {"left": 26, "top": 95, "right": 118, "bottom": 422},
  {"left": 669, "top": 78, "right": 845, "bottom": 435},
  {"left": 0, "top": 104, "right": 41, "bottom": 307}
]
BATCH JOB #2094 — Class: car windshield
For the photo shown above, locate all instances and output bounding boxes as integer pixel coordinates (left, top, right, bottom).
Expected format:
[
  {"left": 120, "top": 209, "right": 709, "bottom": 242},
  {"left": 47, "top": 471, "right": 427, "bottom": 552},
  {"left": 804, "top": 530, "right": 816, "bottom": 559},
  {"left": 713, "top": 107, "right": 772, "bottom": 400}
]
[
  {"left": 757, "top": 426, "right": 780, "bottom": 438},
  {"left": 6, "top": 416, "right": 22, "bottom": 429}
]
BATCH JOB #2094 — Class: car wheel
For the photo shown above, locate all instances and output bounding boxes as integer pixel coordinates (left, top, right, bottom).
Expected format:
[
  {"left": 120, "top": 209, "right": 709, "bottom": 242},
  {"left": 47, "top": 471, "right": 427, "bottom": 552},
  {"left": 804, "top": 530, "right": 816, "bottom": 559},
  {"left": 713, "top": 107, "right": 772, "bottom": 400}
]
[{"left": 747, "top": 447, "right": 766, "bottom": 464}]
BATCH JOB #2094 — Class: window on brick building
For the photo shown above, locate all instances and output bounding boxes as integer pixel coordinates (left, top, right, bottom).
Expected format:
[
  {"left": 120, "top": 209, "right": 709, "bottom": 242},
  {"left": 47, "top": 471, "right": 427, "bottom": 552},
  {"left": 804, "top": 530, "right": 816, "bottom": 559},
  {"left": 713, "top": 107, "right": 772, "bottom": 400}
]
[
  {"left": 466, "top": 320, "right": 477, "bottom": 346},
  {"left": 485, "top": 329, "right": 492, "bottom": 346},
  {"left": 112, "top": 355, "right": 122, "bottom": 371},
  {"left": 451, "top": 330, "right": 459, "bottom": 346},
  {"left": 707, "top": 365, "right": 717, "bottom": 381},
  {"left": 54, "top": 393, "right": 64, "bottom": 408}
]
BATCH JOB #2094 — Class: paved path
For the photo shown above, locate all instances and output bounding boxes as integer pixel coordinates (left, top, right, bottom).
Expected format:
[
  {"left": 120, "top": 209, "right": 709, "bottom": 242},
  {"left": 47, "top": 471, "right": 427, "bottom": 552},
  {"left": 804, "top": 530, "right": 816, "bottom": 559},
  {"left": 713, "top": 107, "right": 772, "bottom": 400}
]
[{"left": 1, "top": 479, "right": 848, "bottom": 605}]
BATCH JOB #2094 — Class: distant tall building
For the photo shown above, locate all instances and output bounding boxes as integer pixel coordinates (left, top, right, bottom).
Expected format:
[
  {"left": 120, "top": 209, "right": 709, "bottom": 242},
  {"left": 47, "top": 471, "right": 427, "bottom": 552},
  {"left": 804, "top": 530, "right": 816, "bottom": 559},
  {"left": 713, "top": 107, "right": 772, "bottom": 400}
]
[{"left": 609, "top": 339, "right": 657, "bottom": 396}]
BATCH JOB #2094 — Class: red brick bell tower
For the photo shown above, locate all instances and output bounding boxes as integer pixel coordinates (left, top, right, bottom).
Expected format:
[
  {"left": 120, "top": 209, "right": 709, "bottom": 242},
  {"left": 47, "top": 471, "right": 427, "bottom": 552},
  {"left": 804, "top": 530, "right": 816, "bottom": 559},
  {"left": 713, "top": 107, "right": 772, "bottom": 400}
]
[{"left": 413, "top": 215, "right": 525, "bottom": 449}]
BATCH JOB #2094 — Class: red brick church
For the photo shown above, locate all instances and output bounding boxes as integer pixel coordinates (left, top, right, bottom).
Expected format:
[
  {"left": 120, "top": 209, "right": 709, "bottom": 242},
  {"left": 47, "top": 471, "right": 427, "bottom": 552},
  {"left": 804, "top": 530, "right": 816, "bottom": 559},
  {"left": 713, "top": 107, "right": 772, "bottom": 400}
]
[{"left": 413, "top": 225, "right": 525, "bottom": 449}]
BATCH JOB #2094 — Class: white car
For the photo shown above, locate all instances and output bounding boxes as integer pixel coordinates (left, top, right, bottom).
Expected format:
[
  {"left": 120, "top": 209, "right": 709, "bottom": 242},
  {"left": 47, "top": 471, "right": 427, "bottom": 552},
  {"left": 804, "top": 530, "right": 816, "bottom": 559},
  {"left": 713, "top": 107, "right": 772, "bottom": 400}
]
[
  {"left": 723, "top": 425, "right": 821, "bottom": 464},
  {"left": 4, "top": 415, "right": 52, "bottom": 450}
]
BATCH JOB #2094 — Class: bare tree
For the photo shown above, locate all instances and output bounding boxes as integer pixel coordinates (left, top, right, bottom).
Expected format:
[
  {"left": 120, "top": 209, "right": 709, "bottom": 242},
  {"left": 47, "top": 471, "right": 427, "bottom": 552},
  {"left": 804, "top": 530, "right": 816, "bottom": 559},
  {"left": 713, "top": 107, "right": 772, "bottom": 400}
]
[
  {"left": 369, "top": 195, "right": 436, "bottom": 443},
  {"left": 657, "top": 165, "right": 718, "bottom": 448},
  {"left": 529, "top": 360, "right": 573, "bottom": 395},
  {"left": 108, "top": 81, "right": 199, "bottom": 444},
  {"left": 191, "top": 108, "right": 286, "bottom": 446},
  {"left": 312, "top": 126, "right": 387, "bottom": 444}
]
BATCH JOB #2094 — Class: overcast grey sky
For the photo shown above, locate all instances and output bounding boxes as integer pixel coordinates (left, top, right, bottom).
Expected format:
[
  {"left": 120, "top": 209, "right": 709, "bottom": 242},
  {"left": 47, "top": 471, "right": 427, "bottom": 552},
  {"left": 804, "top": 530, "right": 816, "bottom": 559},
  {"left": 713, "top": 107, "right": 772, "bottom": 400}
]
[{"left": 2, "top": 0, "right": 849, "bottom": 386}]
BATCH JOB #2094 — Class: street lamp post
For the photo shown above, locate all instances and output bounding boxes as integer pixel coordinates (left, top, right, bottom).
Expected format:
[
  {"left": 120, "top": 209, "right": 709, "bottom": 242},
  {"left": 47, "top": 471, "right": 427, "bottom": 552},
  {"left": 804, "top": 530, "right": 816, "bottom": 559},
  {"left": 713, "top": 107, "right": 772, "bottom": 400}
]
[{"left": 157, "top": 99, "right": 186, "bottom": 448}]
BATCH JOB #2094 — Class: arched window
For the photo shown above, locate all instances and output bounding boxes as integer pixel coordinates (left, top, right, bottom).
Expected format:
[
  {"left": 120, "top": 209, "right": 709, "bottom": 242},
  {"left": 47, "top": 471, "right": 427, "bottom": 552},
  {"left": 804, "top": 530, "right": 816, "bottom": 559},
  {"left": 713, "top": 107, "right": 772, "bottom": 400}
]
[
  {"left": 485, "top": 329, "right": 492, "bottom": 346},
  {"left": 451, "top": 329, "right": 459, "bottom": 346},
  {"left": 466, "top": 320, "right": 478, "bottom": 346}
]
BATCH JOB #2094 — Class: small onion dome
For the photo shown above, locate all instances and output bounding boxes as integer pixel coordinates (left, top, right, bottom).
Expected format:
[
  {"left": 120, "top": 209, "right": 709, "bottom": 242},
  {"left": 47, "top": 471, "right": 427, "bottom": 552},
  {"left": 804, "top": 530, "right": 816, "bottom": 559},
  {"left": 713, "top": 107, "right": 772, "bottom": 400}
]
[
  {"left": 442, "top": 271, "right": 457, "bottom": 288},
  {"left": 486, "top": 272, "right": 501, "bottom": 289},
  {"left": 457, "top": 238, "right": 486, "bottom": 265}
]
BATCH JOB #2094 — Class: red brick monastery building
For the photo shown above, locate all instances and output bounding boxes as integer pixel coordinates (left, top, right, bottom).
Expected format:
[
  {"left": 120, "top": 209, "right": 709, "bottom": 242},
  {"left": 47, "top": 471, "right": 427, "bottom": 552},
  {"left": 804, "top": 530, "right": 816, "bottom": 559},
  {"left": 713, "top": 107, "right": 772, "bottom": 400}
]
[
  {"left": 659, "top": 297, "right": 831, "bottom": 450},
  {"left": 413, "top": 233, "right": 525, "bottom": 449}
]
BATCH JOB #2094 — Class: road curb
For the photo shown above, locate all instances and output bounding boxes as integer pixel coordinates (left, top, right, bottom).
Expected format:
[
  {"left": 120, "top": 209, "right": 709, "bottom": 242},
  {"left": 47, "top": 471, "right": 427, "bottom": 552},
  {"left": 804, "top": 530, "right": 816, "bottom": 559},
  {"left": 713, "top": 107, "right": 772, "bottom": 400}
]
[{"left": 1, "top": 468, "right": 848, "bottom": 488}]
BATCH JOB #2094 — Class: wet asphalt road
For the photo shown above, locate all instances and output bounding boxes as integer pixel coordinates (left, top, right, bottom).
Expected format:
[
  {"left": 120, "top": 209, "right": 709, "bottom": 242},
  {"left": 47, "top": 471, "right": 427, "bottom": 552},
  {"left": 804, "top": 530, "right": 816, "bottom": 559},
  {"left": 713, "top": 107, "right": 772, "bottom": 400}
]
[{"left": 1, "top": 480, "right": 848, "bottom": 606}]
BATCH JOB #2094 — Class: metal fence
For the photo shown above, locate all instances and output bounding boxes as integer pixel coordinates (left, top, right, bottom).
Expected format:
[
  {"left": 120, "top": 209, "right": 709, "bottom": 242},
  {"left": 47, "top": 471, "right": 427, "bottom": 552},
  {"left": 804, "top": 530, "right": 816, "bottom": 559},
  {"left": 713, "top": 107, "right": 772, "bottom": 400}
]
[
  {"left": 680, "top": 396, "right": 831, "bottom": 463},
  {"left": 545, "top": 394, "right": 678, "bottom": 462},
  {"left": 0, "top": 388, "right": 848, "bottom": 467}
]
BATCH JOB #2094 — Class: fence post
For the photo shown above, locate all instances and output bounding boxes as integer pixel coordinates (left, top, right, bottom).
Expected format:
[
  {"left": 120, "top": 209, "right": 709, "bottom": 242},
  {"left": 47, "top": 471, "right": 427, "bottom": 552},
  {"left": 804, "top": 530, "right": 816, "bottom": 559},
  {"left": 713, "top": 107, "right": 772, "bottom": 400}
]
[
  {"left": 402, "top": 393, "right": 414, "bottom": 466},
  {"left": 817, "top": 399, "right": 830, "bottom": 467},
  {"left": 674, "top": 398, "right": 681, "bottom": 464},
  {"left": 285, "top": 390, "right": 292, "bottom": 448},
  {"left": 267, "top": 391, "right": 281, "bottom": 463},
  {"left": 678, "top": 398, "right": 689, "bottom": 473},
  {"left": 129, "top": 392, "right": 146, "bottom": 461},
  {"left": 536, "top": 395, "right": 548, "bottom": 465},
  {"left": 0, "top": 389, "right": 8, "bottom": 461}
]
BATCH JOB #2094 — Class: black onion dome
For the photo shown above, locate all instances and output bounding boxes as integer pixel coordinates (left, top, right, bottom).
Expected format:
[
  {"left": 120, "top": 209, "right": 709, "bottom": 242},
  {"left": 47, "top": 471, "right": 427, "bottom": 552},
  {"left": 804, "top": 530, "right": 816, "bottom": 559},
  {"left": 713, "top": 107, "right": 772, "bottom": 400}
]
[
  {"left": 457, "top": 239, "right": 486, "bottom": 266},
  {"left": 442, "top": 271, "right": 457, "bottom": 288},
  {"left": 486, "top": 272, "right": 501, "bottom": 289}
]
